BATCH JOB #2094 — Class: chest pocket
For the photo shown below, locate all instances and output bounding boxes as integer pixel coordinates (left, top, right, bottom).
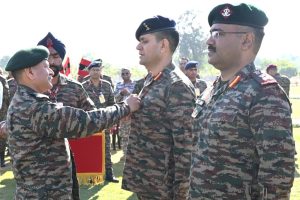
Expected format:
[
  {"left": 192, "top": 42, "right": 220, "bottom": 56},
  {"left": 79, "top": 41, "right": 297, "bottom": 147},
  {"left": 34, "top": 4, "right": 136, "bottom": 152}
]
[{"left": 208, "top": 107, "right": 238, "bottom": 138}]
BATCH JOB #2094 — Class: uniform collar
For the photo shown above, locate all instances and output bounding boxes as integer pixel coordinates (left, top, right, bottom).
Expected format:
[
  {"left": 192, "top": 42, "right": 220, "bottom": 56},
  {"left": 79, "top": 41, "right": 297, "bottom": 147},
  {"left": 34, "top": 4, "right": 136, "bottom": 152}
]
[{"left": 18, "top": 84, "right": 49, "bottom": 100}]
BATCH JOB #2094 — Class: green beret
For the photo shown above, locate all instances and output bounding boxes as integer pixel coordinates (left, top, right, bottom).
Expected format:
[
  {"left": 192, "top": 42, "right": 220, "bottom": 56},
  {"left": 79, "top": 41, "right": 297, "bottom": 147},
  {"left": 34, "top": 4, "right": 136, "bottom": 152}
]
[
  {"left": 5, "top": 46, "right": 49, "bottom": 71},
  {"left": 208, "top": 3, "right": 268, "bottom": 29}
]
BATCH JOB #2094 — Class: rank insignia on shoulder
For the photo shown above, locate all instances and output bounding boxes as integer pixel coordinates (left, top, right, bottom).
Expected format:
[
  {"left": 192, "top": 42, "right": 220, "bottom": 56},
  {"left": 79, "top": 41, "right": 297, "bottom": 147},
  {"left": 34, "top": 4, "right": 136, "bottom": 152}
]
[{"left": 252, "top": 71, "right": 277, "bottom": 86}]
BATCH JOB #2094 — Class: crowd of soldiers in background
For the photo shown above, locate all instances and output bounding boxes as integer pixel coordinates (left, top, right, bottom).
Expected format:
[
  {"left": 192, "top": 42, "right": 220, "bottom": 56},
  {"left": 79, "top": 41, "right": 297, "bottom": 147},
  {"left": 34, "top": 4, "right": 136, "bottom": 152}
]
[{"left": 0, "top": 56, "right": 291, "bottom": 169}]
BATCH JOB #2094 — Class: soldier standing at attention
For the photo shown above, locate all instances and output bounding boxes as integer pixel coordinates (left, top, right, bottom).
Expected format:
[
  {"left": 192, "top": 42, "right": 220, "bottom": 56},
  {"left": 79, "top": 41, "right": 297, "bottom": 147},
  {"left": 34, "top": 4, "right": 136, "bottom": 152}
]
[
  {"left": 122, "top": 15, "right": 196, "bottom": 200},
  {"left": 184, "top": 61, "right": 207, "bottom": 97},
  {"left": 82, "top": 60, "right": 119, "bottom": 183},
  {"left": 190, "top": 3, "right": 295, "bottom": 199},
  {"left": 81, "top": 59, "right": 114, "bottom": 88},
  {"left": 266, "top": 64, "right": 291, "bottom": 97},
  {"left": 5, "top": 46, "right": 140, "bottom": 199}
]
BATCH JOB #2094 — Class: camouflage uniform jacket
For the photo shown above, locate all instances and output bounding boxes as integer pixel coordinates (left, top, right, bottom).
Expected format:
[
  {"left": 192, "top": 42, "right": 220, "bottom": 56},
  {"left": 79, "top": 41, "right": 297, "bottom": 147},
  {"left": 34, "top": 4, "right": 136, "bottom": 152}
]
[
  {"left": 0, "top": 75, "right": 10, "bottom": 152},
  {"left": 190, "top": 63, "right": 295, "bottom": 200},
  {"left": 82, "top": 79, "right": 115, "bottom": 108},
  {"left": 8, "top": 78, "right": 17, "bottom": 102},
  {"left": 82, "top": 74, "right": 114, "bottom": 88},
  {"left": 122, "top": 64, "right": 196, "bottom": 199},
  {"left": 132, "top": 77, "right": 145, "bottom": 95},
  {"left": 45, "top": 74, "right": 95, "bottom": 110},
  {"left": 0, "top": 75, "right": 10, "bottom": 121},
  {"left": 7, "top": 85, "right": 130, "bottom": 199},
  {"left": 193, "top": 78, "right": 207, "bottom": 97},
  {"left": 274, "top": 73, "right": 290, "bottom": 97}
]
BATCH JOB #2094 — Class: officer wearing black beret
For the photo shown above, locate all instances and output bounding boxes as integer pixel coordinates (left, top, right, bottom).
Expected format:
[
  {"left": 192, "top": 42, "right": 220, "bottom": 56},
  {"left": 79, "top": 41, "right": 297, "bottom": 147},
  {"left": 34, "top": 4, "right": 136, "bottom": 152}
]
[
  {"left": 82, "top": 59, "right": 114, "bottom": 87},
  {"left": 122, "top": 15, "right": 196, "bottom": 200},
  {"left": 190, "top": 3, "right": 295, "bottom": 200}
]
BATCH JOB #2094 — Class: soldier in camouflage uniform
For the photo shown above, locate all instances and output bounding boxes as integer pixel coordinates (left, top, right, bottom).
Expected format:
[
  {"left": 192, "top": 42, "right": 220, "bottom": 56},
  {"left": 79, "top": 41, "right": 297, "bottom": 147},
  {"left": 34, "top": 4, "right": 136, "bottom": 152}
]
[
  {"left": 82, "top": 60, "right": 119, "bottom": 183},
  {"left": 114, "top": 68, "right": 135, "bottom": 159},
  {"left": 7, "top": 77, "right": 17, "bottom": 102},
  {"left": 81, "top": 59, "right": 114, "bottom": 88},
  {"left": 267, "top": 64, "right": 291, "bottom": 97},
  {"left": 5, "top": 46, "right": 140, "bottom": 199},
  {"left": 37, "top": 32, "right": 92, "bottom": 199},
  {"left": 122, "top": 15, "right": 196, "bottom": 200},
  {"left": 190, "top": 3, "right": 295, "bottom": 200},
  {"left": 184, "top": 61, "right": 207, "bottom": 97},
  {"left": 0, "top": 75, "right": 10, "bottom": 167}
]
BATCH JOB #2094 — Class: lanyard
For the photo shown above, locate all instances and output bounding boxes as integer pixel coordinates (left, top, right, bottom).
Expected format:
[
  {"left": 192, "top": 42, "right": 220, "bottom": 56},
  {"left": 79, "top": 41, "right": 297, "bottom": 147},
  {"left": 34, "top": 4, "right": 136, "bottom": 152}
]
[{"left": 48, "top": 85, "right": 60, "bottom": 102}]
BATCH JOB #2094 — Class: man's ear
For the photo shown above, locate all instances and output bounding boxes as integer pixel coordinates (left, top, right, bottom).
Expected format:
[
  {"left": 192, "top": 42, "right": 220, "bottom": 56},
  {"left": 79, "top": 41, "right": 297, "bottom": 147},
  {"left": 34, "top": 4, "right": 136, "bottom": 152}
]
[
  {"left": 24, "top": 67, "right": 36, "bottom": 80},
  {"left": 241, "top": 32, "right": 254, "bottom": 50},
  {"left": 160, "top": 38, "right": 170, "bottom": 53}
]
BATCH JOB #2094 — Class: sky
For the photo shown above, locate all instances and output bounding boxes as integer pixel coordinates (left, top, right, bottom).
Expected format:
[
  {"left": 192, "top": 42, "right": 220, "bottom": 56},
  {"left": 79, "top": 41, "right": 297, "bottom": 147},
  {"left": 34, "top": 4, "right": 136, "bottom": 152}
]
[{"left": 0, "top": 0, "right": 299, "bottom": 68}]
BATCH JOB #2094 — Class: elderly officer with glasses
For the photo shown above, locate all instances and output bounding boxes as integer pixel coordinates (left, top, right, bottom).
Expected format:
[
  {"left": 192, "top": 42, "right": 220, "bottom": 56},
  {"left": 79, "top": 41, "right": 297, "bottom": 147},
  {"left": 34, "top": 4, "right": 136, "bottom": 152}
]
[{"left": 190, "top": 3, "right": 295, "bottom": 200}]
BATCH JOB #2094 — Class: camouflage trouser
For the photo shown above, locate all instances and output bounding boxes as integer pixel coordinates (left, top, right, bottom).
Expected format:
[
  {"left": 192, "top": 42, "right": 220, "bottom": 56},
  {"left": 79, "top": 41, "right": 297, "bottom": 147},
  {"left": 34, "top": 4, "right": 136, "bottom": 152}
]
[
  {"left": 105, "top": 129, "right": 114, "bottom": 177},
  {"left": 119, "top": 119, "right": 131, "bottom": 158}
]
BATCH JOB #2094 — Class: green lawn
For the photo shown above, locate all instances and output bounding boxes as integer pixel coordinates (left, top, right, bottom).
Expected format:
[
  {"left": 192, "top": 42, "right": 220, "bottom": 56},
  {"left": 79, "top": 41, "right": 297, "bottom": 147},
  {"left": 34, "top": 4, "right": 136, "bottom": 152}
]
[{"left": 0, "top": 150, "right": 138, "bottom": 200}]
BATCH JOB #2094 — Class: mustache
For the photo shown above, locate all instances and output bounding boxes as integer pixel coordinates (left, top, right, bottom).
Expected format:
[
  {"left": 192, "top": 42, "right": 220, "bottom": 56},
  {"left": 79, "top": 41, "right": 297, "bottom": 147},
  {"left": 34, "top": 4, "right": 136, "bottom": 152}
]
[
  {"left": 208, "top": 45, "right": 216, "bottom": 52},
  {"left": 50, "top": 64, "right": 63, "bottom": 69}
]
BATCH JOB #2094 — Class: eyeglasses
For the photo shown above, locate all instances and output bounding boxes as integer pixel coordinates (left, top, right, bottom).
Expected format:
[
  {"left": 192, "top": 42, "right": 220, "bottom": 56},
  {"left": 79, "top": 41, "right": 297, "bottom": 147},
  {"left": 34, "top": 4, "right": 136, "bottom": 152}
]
[
  {"left": 210, "top": 30, "right": 248, "bottom": 39},
  {"left": 121, "top": 72, "right": 129, "bottom": 75}
]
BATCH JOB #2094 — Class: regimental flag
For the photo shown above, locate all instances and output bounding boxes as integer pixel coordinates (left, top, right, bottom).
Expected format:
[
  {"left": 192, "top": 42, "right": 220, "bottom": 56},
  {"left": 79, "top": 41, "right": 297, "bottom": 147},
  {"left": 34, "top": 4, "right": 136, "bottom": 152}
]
[
  {"left": 78, "top": 58, "right": 91, "bottom": 78},
  {"left": 61, "top": 57, "right": 71, "bottom": 76},
  {"left": 69, "top": 132, "right": 105, "bottom": 185}
]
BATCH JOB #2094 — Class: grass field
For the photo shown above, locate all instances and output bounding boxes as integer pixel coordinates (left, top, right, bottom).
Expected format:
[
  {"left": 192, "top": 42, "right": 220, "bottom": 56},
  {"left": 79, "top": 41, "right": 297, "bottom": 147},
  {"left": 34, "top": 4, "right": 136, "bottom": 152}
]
[{"left": 1, "top": 85, "right": 300, "bottom": 199}]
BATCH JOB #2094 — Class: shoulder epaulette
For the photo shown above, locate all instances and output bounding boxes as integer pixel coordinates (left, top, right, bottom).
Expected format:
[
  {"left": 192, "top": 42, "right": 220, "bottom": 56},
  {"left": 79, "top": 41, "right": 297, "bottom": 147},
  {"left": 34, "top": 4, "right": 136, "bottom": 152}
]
[{"left": 251, "top": 70, "right": 277, "bottom": 86}]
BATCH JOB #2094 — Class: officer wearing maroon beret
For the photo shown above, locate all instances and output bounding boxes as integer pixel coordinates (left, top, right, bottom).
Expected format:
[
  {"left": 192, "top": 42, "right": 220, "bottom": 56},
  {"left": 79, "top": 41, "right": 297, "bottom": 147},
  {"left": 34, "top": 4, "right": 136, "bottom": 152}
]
[{"left": 267, "top": 64, "right": 291, "bottom": 96}]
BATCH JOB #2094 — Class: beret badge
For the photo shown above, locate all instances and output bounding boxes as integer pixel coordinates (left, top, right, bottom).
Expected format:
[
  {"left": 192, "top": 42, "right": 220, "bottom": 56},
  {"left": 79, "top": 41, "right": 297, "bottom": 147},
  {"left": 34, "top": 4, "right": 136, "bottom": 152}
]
[
  {"left": 143, "top": 23, "right": 150, "bottom": 31},
  {"left": 220, "top": 6, "right": 232, "bottom": 18}
]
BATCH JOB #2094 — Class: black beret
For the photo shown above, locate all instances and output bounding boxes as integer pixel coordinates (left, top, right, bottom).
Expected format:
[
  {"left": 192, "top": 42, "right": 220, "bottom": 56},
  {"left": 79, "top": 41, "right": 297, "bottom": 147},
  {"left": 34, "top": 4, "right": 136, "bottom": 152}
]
[
  {"left": 5, "top": 46, "right": 49, "bottom": 71},
  {"left": 37, "top": 32, "right": 66, "bottom": 60},
  {"left": 135, "top": 15, "right": 177, "bottom": 40},
  {"left": 185, "top": 61, "right": 199, "bottom": 70},
  {"left": 88, "top": 59, "right": 103, "bottom": 70},
  {"left": 208, "top": 3, "right": 268, "bottom": 29}
]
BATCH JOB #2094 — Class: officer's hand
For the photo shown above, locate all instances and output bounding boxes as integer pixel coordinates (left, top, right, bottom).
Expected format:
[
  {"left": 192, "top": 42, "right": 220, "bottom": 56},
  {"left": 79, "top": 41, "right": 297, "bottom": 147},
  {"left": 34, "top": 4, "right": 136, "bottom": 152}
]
[
  {"left": 124, "top": 94, "right": 141, "bottom": 112},
  {"left": 0, "top": 121, "right": 7, "bottom": 139}
]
